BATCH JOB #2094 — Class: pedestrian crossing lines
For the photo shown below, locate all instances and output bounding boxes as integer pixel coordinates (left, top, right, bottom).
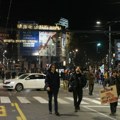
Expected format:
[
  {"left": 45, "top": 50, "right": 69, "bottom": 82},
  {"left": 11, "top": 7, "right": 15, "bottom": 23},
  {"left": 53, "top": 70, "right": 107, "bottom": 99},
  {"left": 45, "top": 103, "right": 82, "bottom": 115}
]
[
  {"left": 0, "top": 96, "right": 11, "bottom": 103},
  {"left": 65, "top": 97, "right": 89, "bottom": 105},
  {"left": 83, "top": 97, "right": 101, "bottom": 104},
  {"left": 17, "top": 97, "right": 31, "bottom": 103},
  {"left": 0, "top": 96, "right": 119, "bottom": 106},
  {"left": 33, "top": 96, "right": 48, "bottom": 103}
]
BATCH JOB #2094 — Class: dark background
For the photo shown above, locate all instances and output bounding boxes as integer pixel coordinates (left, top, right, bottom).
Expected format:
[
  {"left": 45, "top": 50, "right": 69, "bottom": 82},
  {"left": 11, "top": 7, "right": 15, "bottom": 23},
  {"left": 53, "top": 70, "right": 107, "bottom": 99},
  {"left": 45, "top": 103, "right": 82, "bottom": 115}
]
[{"left": 0, "top": 0, "right": 120, "bottom": 30}]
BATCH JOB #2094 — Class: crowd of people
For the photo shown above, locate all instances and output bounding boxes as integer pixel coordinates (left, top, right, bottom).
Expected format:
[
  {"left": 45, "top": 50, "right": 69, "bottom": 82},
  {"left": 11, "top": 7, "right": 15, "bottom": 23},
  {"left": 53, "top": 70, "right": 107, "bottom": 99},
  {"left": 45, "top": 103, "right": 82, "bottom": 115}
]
[
  {"left": 1, "top": 64, "right": 120, "bottom": 117},
  {"left": 44, "top": 64, "right": 120, "bottom": 117}
]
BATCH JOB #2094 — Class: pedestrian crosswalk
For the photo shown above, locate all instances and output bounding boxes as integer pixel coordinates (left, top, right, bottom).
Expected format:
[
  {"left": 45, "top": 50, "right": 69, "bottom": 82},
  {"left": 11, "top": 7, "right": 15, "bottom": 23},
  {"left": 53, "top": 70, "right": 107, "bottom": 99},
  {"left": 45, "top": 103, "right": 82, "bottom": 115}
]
[{"left": 0, "top": 96, "right": 120, "bottom": 106}]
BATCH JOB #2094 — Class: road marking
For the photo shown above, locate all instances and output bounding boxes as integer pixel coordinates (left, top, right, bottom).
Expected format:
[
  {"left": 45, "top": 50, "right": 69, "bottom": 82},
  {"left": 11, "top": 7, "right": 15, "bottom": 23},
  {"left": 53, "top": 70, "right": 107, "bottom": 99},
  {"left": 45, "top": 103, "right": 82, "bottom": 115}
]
[
  {"left": 16, "top": 116, "right": 22, "bottom": 120},
  {"left": 0, "top": 96, "right": 119, "bottom": 106},
  {"left": 14, "top": 103, "right": 27, "bottom": 120},
  {"left": 83, "top": 97, "right": 101, "bottom": 104},
  {"left": 65, "top": 97, "right": 89, "bottom": 104},
  {"left": 0, "top": 106, "right": 7, "bottom": 116},
  {"left": 83, "top": 106, "right": 117, "bottom": 120},
  {"left": 0, "top": 96, "right": 11, "bottom": 103},
  {"left": 58, "top": 98, "right": 70, "bottom": 104},
  {"left": 17, "top": 97, "right": 31, "bottom": 103},
  {"left": 33, "top": 96, "right": 48, "bottom": 103}
]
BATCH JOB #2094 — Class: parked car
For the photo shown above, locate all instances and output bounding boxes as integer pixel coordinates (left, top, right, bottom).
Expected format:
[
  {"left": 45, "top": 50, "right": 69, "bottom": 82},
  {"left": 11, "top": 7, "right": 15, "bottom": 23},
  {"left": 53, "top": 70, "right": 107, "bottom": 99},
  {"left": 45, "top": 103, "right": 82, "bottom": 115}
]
[{"left": 3, "top": 73, "right": 46, "bottom": 92}]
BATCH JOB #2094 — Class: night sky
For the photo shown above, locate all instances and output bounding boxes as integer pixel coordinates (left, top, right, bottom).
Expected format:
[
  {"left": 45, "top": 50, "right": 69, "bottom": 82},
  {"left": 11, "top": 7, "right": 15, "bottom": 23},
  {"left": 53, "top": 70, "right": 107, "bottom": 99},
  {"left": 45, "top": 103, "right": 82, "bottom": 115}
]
[{"left": 0, "top": 0, "right": 120, "bottom": 30}]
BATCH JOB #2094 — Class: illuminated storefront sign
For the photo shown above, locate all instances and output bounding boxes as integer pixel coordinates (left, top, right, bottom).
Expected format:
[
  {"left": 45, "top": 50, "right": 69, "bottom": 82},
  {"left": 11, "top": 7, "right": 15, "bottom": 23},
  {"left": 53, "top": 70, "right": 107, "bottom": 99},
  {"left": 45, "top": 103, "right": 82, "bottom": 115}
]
[
  {"left": 17, "top": 24, "right": 61, "bottom": 30},
  {"left": 3, "top": 39, "right": 37, "bottom": 43}
]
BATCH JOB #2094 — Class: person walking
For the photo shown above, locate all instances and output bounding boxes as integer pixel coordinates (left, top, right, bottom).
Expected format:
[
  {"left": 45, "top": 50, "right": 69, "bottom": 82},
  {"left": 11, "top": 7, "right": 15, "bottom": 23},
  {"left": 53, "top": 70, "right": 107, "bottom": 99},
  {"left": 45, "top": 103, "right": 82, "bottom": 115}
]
[
  {"left": 69, "top": 66, "right": 87, "bottom": 112},
  {"left": 62, "top": 69, "right": 70, "bottom": 90},
  {"left": 45, "top": 64, "right": 60, "bottom": 116},
  {"left": 87, "top": 70, "right": 95, "bottom": 95},
  {"left": 103, "top": 70, "right": 120, "bottom": 116}
]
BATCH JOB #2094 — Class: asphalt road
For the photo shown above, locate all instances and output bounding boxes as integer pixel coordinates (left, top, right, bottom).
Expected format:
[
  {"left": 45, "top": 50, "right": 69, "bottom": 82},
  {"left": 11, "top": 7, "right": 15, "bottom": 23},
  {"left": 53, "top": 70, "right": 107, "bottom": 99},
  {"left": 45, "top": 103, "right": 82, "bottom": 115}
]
[{"left": 0, "top": 82, "right": 119, "bottom": 120}]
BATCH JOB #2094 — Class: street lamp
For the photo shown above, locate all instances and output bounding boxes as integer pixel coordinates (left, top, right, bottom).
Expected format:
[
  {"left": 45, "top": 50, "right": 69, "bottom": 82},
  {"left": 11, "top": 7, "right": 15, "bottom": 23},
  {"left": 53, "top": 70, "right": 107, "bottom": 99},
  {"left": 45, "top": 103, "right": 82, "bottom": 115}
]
[
  {"left": 3, "top": 50, "right": 7, "bottom": 64},
  {"left": 3, "top": 50, "right": 9, "bottom": 69},
  {"left": 96, "top": 42, "right": 101, "bottom": 53}
]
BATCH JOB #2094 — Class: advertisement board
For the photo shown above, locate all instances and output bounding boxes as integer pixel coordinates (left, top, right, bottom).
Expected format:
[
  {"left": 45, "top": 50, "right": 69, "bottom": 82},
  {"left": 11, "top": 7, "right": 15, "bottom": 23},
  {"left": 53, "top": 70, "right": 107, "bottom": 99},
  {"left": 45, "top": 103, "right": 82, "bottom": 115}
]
[
  {"left": 19, "top": 31, "right": 39, "bottom": 56},
  {"left": 39, "top": 32, "right": 57, "bottom": 56},
  {"left": 19, "top": 31, "right": 58, "bottom": 57}
]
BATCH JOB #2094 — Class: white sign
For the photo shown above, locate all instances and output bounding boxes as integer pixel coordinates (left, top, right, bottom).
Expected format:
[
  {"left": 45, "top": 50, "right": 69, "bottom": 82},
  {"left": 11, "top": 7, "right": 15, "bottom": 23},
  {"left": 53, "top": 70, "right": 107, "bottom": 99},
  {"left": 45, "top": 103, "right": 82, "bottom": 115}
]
[{"left": 58, "top": 18, "right": 69, "bottom": 28}]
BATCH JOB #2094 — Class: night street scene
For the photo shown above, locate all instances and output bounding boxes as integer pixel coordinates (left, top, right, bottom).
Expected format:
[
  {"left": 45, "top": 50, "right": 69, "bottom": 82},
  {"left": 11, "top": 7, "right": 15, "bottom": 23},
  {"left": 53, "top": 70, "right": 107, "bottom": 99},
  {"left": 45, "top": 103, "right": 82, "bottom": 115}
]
[{"left": 0, "top": 0, "right": 120, "bottom": 120}]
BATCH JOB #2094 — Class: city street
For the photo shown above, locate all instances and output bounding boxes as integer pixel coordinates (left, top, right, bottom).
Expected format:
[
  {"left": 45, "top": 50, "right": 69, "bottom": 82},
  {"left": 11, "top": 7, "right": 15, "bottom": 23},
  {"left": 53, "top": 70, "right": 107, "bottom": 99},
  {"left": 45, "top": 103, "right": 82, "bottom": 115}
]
[{"left": 0, "top": 81, "right": 119, "bottom": 120}]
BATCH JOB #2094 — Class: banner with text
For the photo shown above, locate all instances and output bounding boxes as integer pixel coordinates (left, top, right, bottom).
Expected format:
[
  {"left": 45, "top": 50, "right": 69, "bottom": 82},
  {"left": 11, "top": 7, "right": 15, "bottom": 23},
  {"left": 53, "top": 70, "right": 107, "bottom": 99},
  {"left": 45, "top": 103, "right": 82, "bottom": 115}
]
[{"left": 99, "top": 85, "right": 118, "bottom": 104}]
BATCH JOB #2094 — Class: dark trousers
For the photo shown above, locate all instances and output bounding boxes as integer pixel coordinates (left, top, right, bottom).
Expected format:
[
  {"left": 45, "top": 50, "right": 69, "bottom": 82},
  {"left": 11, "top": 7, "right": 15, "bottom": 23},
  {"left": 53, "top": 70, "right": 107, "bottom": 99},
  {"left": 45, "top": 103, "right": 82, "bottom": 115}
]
[
  {"left": 47, "top": 91, "right": 58, "bottom": 113},
  {"left": 110, "top": 94, "right": 119, "bottom": 114},
  {"left": 110, "top": 101, "right": 118, "bottom": 114},
  {"left": 73, "top": 89, "right": 83, "bottom": 109},
  {"left": 89, "top": 84, "right": 94, "bottom": 95}
]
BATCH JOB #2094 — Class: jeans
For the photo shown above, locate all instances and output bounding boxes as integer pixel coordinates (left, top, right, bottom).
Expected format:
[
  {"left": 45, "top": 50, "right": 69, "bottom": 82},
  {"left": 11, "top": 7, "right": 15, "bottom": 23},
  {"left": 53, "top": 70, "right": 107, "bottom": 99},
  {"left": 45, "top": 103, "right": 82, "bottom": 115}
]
[{"left": 47, "top": 91, "right": 59, "bottom": 113}]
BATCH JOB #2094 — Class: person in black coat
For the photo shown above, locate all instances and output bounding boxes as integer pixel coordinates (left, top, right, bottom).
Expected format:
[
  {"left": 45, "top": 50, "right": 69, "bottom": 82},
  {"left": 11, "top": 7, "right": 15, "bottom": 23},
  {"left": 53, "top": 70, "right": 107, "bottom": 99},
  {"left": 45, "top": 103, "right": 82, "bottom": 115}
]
[
  {"left": 45, "top": 64, "right": 60, "bottom": 116},
  {"left": 69, "top": 66, "right": 87, "bottom": 112}
]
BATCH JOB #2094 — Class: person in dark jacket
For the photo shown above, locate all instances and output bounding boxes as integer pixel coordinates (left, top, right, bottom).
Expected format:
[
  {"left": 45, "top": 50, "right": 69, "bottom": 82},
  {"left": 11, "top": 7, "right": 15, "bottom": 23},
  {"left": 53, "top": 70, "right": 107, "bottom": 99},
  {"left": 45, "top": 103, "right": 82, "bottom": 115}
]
[
  {"left": 69, "top": 66, "right": 87, "bottom": 112},
  {"left": 87, "top": 70, "right": 95, "bottom": 95},
  {"left": 45, "top": 64, "right": 60, "bottom": 116},
  {"left": 103, "top": 70, "right": 120, "bottom": 116},
  {"left": 62, "top": 69, "right": 70, "bottom": 90}
]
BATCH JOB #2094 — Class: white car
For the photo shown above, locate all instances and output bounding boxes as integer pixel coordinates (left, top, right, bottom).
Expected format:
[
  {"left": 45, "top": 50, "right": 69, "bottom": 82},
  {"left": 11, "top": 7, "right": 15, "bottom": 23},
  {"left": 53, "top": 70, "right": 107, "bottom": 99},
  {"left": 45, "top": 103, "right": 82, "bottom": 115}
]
[{"left": 3, "top": 73, "right": 46, "bottom": 92}]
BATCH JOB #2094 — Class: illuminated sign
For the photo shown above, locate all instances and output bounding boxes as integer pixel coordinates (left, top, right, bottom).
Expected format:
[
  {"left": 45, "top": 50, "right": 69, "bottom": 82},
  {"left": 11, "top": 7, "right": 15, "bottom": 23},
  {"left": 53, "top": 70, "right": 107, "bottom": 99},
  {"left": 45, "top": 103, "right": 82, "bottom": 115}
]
[
  {"left": 17, "top": 24, "right": 61, "bottom": 30},
  {"left": 39, "top": 32, "right": 57, "bottom": 56},
  {"left": 3, "top": 39, "right": 38, "bottom": 43},
  {"left": 18, "top": 31, "right": 39, "bottom": 56},
  {"left": 57, "top": 17, "right": 69, "bottom": 28}
]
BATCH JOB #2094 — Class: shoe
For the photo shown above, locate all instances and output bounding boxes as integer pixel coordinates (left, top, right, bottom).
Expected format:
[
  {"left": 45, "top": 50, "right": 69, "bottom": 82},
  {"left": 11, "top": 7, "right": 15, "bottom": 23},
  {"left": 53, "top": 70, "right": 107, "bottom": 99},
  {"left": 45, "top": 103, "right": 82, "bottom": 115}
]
[
  {"left": 77, "top": 106, "right": 80, "bottom": 110},
  {"left": 49, "top": 111, "right": 52, "bottom": 114},
  {"left": 109, "top": 113, "right": 116, "bottom": 116},
  {"left": 55, "top": 112, "right": 60, "bottom": 116},
  {"left": 89, "top": 93, "right": 92, "bottom": 95},
  {"left": 74, "top": 109, "right": 78, "bottom": 112}
]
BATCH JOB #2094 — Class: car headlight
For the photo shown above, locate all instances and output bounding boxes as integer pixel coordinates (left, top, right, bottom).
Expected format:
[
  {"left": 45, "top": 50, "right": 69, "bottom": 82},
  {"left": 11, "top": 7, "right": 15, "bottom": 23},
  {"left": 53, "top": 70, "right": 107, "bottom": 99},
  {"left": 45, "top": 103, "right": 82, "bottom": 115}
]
[{"left": 10, "top": 81, "right": 15, "bottom": 84}]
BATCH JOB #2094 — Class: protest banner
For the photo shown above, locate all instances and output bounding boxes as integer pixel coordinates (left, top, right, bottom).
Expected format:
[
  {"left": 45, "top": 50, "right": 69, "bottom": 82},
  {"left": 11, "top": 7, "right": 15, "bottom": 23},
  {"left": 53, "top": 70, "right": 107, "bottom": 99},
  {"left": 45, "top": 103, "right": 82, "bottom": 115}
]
[{"left": 99, "top": 85, "right": 118, "bottom": 104}]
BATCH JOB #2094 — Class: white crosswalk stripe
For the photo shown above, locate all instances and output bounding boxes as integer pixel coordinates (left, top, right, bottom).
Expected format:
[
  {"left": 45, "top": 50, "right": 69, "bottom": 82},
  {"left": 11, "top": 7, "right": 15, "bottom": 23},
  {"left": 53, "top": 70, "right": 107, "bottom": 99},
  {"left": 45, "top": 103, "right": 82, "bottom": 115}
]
[
  {"left": 33, "top": 96, "right": 48, "bottom": 103},
  {"left": 58, "top": 98, "right": 70, "bottom": 104},
  {"left": 17, "top": 96, "right": 31, "bottom": 103},
  {"left": 65, "top": 97, "right": 89, "bottom": 104},
  {"left": 0, "top": 96, "right": 11, "bottom": 103},
  {"left": 83, "top": 97, "right": 101, "bottom": 104}
]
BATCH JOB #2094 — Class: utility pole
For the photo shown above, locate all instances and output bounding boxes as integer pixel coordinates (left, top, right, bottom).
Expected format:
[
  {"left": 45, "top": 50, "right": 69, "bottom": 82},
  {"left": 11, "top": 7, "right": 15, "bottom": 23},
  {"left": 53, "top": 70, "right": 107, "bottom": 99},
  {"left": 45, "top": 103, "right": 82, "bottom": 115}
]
[{"left": 108, "top": 25, "right": 112, "bottom": 77}]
